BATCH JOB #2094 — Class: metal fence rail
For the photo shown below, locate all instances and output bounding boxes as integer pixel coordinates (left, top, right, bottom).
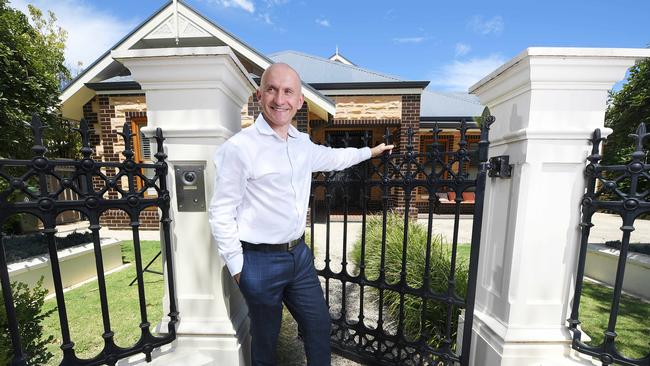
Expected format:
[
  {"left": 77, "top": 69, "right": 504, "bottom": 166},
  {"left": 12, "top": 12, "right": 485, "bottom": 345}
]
[
  {"left": 0, "top": 116, "right": 178, "bottom": 365},
  {"left": 310, "top": 110, "right": 494, "bottom": 365},
  {"left": 568, "top": 123, "right": 650, "bottom": 366}
]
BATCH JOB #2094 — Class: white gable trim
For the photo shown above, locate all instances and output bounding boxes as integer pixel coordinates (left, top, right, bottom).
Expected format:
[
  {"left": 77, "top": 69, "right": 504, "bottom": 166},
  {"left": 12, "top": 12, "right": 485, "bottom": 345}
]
[{"left": 60, "top": 1, "right": 335, "bottom": 119}]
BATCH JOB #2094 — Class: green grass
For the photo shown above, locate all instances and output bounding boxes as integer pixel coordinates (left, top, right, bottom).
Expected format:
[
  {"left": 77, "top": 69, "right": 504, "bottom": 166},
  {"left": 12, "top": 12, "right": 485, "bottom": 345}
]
[
  {"left": 40, "top": 241, "right": 165, "bottom": 365},
  {"left": 578, "top": 281, "right": 650, "bottom": 359}
]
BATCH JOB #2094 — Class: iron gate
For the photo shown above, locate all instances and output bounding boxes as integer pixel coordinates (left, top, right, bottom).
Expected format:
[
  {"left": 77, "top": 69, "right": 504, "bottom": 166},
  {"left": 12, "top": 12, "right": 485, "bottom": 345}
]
[
  {"left": 0, "top": 116, "right": 178, "bottom": 365},
  {"left": 310, "top": 110, "right": 494, "bottom": 365},
  {"left": 568, "top": 122, "right": 650, "bottom": 366}
]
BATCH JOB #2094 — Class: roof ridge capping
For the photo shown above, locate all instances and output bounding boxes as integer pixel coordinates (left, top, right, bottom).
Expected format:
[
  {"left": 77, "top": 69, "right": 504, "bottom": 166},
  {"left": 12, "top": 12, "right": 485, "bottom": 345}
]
[{"left": 269, "top": 50, "right": 405, "bottom": 81}]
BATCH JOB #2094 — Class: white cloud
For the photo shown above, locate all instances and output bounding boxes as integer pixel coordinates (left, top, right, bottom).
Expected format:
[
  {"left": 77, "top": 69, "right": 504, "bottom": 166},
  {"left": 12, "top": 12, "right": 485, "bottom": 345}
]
[
  {"left": 315, "top": 18, "right": 330, "bottom": 27},
  {"left": 468, "top": 15, "right": 504, "bottom": 36},
  {"left": 455, "top": 43, "right": 471, "bottom": 57},
  {"left": 393, "top": 36, "right": 426, "bottom": 44},
  {"left": 9, "top": 0, "right": 138, "bottom": 68},
  {"left": 430, "top": 54, "right": 506, "bottom": 92},
  {"left": 217, "top": 0, "right": 255, "bottom": 13},
  {"left": 263, "top": 0, "right": 289, "bottom": 6},
  {"left": 259, "top": 12, "right": 273, "bottom": 25}
]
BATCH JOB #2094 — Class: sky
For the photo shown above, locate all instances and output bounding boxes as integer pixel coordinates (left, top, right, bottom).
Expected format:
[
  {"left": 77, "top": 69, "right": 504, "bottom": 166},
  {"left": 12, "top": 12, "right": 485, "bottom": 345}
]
[{"left": 8, "top": 0, "right": 650, "bottom": 92}]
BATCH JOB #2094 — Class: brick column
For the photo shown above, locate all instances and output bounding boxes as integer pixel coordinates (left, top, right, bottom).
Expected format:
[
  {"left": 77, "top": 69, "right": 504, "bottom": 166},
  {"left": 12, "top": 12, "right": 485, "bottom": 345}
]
[
  {"left": 247, "top": 94, "right": 262, "bottom": 120},
  {"left": 394, "top": 94, "right": 421, "bottom": 218},
  {"left": 293, "top": 103, "right": 309, "bottom": 133},
  {"left": 97, "top": 95, "right": 120, "bottom": 199}
]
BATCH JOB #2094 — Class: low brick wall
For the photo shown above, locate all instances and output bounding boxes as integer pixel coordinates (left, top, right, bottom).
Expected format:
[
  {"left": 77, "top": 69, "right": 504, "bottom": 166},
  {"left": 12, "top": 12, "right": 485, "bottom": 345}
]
[{"left": 100, "top": 209, "right": 160, "bottom": 229}]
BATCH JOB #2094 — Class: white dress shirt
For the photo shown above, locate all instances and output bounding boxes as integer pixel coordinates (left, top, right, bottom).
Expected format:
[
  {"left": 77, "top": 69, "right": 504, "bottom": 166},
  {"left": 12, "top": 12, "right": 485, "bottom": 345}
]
[{"left": 209, "top": 114, "right": 371, "bottom": 275}]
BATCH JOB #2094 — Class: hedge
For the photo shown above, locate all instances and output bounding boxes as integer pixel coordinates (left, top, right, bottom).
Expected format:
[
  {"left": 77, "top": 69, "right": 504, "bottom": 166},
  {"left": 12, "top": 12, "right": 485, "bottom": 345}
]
[{"left": 2, "top": 231, "right": 93, "bottom": 264}]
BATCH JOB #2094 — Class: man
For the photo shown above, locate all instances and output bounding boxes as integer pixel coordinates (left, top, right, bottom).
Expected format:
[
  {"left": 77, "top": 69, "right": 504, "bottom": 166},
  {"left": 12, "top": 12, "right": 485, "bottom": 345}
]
[{"left": 209, "top": 63, "right": 393, "bottom": 366}]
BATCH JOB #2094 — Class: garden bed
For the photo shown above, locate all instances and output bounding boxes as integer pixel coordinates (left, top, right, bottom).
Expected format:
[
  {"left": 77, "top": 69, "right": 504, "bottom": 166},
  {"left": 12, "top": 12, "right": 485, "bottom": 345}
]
[
  {"left": 585, "top": 243, "right": 650, "bottom": 299},
  {"left": 8, "top": 238, "right": 122, "bottom": 295}
]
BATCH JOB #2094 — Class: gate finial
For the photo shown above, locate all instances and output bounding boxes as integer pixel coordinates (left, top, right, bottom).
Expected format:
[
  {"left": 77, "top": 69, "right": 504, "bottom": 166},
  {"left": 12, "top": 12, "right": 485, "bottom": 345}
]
[{"left": 30, "top": 114, "right": 47, "bottom": 156}]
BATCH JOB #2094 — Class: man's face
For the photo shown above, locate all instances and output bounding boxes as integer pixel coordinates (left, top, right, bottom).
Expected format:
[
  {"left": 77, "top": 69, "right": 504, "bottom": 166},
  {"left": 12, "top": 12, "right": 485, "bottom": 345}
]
[{"left": 256, "top": 64, "right": 304, "bottom": 130}]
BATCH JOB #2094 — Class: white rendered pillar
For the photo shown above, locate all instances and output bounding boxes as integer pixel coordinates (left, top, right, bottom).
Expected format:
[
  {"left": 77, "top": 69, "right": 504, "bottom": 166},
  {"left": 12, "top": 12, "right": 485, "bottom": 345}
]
[
  {"left": 466, "top": 48, "right": 650, "bottom": 365},
  {"left": 112, "top": 47, "right": 256, "bottom": 365}
]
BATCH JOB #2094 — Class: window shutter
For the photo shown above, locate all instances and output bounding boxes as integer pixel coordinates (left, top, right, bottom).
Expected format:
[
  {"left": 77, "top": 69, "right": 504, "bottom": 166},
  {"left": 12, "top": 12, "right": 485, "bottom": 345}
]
[{"left": 141, "top": 132, "right": 152, "bottom": 160}]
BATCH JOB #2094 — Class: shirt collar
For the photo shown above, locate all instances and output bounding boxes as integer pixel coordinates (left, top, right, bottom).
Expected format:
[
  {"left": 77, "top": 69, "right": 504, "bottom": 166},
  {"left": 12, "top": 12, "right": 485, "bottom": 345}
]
[{"left": 254, "top": 114, "right": 299, "bottom": 139}]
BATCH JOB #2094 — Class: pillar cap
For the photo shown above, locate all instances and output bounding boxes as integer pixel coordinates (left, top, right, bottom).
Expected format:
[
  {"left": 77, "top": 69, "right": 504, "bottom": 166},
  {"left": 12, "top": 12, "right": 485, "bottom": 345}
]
[{"left": 469, "top": 47, "right": 650, "bottom": 107}]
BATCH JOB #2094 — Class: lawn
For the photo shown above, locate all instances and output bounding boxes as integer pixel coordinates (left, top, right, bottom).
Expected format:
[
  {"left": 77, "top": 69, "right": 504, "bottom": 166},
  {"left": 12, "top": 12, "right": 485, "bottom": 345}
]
[
  {"left": 578, "top": 281, "right": 650, "bottom": 360},
  {"left": 41, "top": 240, "right": 165, "bottom": 365},
  {"left": 453, "top": 244, "right": 649, "bottom": 360},
  {"left": 38, "top": 240, "right": 648, "bottom": 364}
]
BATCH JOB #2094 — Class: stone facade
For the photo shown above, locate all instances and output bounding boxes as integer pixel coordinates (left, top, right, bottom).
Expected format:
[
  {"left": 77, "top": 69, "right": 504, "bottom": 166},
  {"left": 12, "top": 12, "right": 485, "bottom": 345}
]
[{"left": 332, "top": 95, "right": 401, "bottom": 120}]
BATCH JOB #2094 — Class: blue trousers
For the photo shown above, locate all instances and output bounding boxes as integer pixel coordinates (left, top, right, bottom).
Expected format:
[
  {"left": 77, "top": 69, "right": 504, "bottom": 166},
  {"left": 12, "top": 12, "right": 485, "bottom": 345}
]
[{"left": 238, "top": 241, "right": 331, "bottom": 366}]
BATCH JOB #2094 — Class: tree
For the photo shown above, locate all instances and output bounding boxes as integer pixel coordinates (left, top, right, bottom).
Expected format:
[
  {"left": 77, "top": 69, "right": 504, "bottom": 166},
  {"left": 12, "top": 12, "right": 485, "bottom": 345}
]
[
  {"left": 0, "top": 0, "right": 76, "bottom": 160},
  {"left": 604, "top": 56, "right": 650, "bottom": 166}
]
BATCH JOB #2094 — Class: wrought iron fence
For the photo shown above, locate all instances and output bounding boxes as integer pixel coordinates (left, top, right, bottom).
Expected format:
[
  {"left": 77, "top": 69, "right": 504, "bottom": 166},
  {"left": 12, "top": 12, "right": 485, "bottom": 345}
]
[
  {"left": 568, "top": 122, "right": 650, "bottom": 366},
  {"left": 0, "top": 116, "right": 178, "bottom": 365},
  {"left": 310, "top": 110, "right": 494, "bottom": 365}
]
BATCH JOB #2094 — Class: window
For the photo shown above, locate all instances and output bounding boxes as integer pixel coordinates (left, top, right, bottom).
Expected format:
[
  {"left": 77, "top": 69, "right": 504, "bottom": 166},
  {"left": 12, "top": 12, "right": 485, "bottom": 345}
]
[{"left": 130, "top": 117, "right": 155, "bottom": 195}]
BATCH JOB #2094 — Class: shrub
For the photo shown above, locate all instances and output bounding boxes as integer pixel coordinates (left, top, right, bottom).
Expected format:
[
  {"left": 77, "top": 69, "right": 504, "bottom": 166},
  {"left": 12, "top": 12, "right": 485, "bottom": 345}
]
[
  {"left": 0, "top": 279, "right": 55, "bottom": 365},
  {"left": 2, "top": 230, "right": 93, "bottom": 263},
  {"left": 351, "top": 213, "right": 469, "bottom": 347}
]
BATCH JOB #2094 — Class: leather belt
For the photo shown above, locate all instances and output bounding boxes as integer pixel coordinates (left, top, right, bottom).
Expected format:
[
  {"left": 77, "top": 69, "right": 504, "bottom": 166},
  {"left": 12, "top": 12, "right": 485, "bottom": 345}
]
[{"left": 241, "top": 235, "right": 304, "bottom": 252}]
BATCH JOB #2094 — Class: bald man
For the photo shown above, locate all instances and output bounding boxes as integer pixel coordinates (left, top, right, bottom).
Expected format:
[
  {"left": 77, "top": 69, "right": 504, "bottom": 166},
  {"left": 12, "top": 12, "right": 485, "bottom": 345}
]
[{"left": 209, "top": 63, "right": 392, "bottom": 365}]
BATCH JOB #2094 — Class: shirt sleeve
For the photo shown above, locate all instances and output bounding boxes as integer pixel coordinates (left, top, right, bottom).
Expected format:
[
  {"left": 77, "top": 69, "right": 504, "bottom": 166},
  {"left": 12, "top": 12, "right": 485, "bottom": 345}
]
[
  {"left": 208, "top": 141, "right": 250, "bottom": 276},
  {"left": 309, "top": 141, "right": 372, "bottom": 172}
]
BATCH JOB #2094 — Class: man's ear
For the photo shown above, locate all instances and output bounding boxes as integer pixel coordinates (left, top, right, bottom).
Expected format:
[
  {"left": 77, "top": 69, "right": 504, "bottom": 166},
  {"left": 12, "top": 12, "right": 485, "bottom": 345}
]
[
  {"left": 298, "top": 93, "right": 304, "bottom": 109},
  {"left": 255, "top": 88, "right": 261, "bottom": 100}
]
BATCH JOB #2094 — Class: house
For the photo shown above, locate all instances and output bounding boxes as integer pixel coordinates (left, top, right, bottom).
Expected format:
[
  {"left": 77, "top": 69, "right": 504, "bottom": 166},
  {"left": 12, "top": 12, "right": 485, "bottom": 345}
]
[{"left": 59, "top": 0, "right": 483, "bottom": 229}]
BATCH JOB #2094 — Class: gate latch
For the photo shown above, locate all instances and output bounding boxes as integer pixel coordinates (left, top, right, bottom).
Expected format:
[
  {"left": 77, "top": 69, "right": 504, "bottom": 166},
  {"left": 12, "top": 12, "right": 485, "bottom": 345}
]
[{"left": 488, "top": 155, "right": 512, "bottom": 178}]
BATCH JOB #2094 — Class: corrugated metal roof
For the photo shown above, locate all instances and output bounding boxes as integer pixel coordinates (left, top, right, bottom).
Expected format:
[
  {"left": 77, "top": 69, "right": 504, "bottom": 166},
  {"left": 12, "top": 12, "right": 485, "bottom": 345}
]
[
  {"left": 420, "top": 90, "right": 484, "bottom": 117},
  {"left": 92, "top": 50, "right": 484, "bottom": 118},
  {"left": 270, "top": 50, "right": 483, "bottom": 117},
  {"left": 269, "top": 50, "right": 402, "bottom": 83}
]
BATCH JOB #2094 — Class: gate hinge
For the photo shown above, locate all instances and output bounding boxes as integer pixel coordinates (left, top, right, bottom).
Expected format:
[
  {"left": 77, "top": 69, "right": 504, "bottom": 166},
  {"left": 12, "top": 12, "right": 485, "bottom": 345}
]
[{"left": 488, "top": 155, "right": 512, "bottom": 178}]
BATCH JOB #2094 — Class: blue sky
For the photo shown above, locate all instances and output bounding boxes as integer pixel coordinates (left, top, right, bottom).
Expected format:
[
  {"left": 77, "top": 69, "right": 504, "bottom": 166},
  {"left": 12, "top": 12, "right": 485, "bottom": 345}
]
[{"left": 9, "top": 0, "right": 650, "bottom": 92}]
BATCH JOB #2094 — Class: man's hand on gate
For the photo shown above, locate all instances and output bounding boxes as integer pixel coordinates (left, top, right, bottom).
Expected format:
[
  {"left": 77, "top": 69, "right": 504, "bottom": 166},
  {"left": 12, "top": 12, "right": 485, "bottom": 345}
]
[
  {"left": 370, "top": 143, "right": 394, "bottom": 158},
  {"left": 233, "top": 273, "right": 241, "bottom": 284}
]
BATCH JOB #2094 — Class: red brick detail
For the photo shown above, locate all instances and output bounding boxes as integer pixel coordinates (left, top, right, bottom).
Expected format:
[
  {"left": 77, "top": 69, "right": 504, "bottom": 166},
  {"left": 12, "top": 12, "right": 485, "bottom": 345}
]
[
  {"left": 294, "top": 103, "right": 309, "bottom": 133},
  {"left": 100, "top": 209, "right": 160, "bottom": 230},
  {"left": 82, "top": 94, "right": 157, "bottom": 229},
  {"left": 248, "top": 94, "right": 262, "bottom": 120},
  {"left": 393, "top": 94, "right": 422, "bottom": 216}
]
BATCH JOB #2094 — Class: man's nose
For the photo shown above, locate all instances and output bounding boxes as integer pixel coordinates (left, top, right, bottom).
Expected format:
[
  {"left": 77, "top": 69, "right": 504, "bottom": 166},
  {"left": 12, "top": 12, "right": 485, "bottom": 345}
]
[{"left": 273, "top": 92, "right": 285, "bottom": 105}]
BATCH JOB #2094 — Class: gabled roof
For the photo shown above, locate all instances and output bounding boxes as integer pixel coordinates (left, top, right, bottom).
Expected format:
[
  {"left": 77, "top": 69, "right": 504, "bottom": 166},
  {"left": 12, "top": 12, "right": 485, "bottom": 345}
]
[
  {"left": 328, "top": 48, "right": 356, "bottom": 66},
  {"left": 60, "top": 0, "right": 334, "bottom": 120},
  {"left": 270, "top": 50, "right": 483, "bottom": 118},
  {"left": 270, "top": 50, "right": 402, "bottom": 84}
]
